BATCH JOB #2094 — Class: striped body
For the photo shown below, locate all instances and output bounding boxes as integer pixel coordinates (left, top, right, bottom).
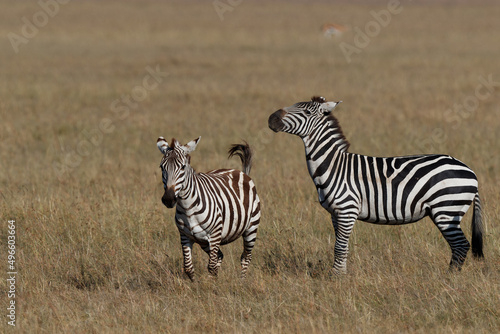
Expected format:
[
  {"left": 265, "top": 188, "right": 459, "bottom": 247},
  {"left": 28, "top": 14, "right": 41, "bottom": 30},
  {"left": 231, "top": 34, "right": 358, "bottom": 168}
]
[
  {"left": 310, "top": 152, "right": 478, "bottom": 225},
  {"left": 269, "top": 97, "right": 484, "bottom": 274},
  {"left": 157, "top": 137, "right": 260, "bottom": 280},
  {"left": 174, "top": 169, "right": 260, "bottom": 248}
]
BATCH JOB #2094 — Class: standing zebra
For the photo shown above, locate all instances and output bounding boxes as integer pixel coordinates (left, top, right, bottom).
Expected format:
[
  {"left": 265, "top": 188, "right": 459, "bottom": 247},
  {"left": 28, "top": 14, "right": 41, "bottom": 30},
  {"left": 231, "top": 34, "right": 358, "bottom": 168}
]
[
  {"left": 268, "top": 96, "right": 484, "bottom": 274},
  {"left": 157, "top": 137, "right": 261, "bottom": 281}
]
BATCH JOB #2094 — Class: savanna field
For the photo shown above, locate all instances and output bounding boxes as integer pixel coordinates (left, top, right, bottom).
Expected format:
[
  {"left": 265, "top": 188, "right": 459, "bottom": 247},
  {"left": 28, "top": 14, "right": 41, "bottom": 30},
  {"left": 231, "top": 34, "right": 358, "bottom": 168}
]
[{"left": 1, "top": 0, "right": 499, "bottom": 332}]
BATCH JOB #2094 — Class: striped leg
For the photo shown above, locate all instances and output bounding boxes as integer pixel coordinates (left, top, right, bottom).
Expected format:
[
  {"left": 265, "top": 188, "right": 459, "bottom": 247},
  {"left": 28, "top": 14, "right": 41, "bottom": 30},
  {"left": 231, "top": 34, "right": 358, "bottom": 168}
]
[
  {"left": 208, "top": 244, "right": 222, "bottom": 277},
  {"left": 331, "top": 213, "right": 356, "bottom": 275},
  {"left": 240, "top": 250, "right": 252, "bottom": 279},
  {"left": 434, "top": 220, "right": 470, "bottom": 270},
  {"left": 240, "top": 222, "right": 259, "bottom": 278},
  {"left": 197, "top": 225, "right": 224, "bottom": 277},
  {"left": 180, "top": 235, "right": 195, "bottom": 281},
  {"left": 201, "top": 242, "right": 223, "bottom": 277},
  {"left": 201, "top": 245, "right": 224, "bottom": 268},
  {"left": 216, "top": 249, "right": 224, "bottom": 269}
]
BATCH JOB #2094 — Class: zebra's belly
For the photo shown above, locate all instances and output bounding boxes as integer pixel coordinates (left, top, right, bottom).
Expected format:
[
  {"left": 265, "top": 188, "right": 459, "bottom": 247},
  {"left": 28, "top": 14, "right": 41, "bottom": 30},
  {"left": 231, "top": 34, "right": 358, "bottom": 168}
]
[
  {"left": 358, "top": 207, "right": 429, "bottom": 225},
  {"left": 220, "top": 215, "right": 251, "bottom": 244},
  {"left": 175, "top": 209, "right": 251, "bottom": 245}
]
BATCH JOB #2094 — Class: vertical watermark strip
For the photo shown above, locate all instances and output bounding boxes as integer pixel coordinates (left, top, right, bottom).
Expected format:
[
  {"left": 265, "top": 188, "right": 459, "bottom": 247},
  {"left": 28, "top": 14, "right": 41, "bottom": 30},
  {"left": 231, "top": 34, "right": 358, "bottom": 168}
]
[{"left": 6, "top": 220, "right": 17, "bottom": 327}]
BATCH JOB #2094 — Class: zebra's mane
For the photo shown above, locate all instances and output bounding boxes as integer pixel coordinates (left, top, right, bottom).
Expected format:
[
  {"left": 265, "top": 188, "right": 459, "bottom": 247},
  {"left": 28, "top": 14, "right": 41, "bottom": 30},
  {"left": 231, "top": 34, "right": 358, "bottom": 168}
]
[
  {"left": 296, "top": 97, "right": 350, "bottom": 152},
  {"left": 324, "top": 113, "right": 350, "bottom": 152},
  {"left": 311, "top": 96, "right": 326, "bottom": 103}
]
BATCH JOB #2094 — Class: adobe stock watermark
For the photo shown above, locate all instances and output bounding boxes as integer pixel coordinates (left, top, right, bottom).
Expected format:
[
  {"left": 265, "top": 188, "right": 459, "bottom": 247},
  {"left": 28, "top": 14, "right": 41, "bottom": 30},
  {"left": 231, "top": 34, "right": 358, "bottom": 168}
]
[
  {"left": 8, "top": 0, "right": 72, "bottom": 54},
  {"left": 6, "top": 220, "right": 17, "bottom": 327},
  {"left": 53, "top": 65, "right": 168, "bottom": 180},
  {"left": 414, "top": 74, "right": 499, "bottom": 153},
  {"left": 339, "top": 0, "right": 406, "bottom": 64},
  {"left": 213, "top": 0, "right": 244, "bottom": 21}
]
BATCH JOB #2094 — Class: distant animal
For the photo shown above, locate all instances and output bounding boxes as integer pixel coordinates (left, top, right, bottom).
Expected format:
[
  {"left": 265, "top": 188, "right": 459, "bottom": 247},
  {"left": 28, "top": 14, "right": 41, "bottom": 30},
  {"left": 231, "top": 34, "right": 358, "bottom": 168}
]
[
  {"left": 157, "top": 137, "right": 261, "bottom": 281},
  {"left": 322, "top": 23, "right": 348, "bottom": 38},
  {"left": 268, "top": 96, "right": 484, "bottom": 274}
]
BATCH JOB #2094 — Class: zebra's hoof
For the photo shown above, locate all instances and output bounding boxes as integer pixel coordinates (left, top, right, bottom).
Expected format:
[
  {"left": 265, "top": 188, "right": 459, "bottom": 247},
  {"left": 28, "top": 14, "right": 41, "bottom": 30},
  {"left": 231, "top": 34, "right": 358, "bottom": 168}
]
[{"left": 328, "top": 268, "right": 347, "bottom": 277}]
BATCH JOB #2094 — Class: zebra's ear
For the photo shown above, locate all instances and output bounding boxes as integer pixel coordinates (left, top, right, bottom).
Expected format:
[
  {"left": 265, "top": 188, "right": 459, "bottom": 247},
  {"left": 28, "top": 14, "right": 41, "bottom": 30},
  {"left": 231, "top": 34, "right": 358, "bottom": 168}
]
[
  {"left": 322, "top": 101, "right": 342, "bottom": 113},
  {"left": 157, "top": 137, "right": 169, "bottom": 154},
  {"left": 183, "top": 136, "right": 201, "bottom": 154},
  {"left": 173, "top": 138, "right": 181, "bottom": 148}
]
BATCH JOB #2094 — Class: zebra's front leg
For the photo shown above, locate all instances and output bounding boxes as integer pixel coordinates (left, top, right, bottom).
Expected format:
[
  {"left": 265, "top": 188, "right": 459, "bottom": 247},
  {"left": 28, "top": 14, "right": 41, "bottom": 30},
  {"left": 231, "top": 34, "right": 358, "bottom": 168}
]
[
  {"left": 331, "top": 213, "right": 356, "bottom": 275},
  {"left": 205, "top": 243, "right": 223, "bottom": 277},
  {"left": 201, "top": 246, "right": 223, "bottom": 277},
  {"left": 180, "top": 235, "right": 195, "bottom": 281},
  {"left": 201, "top": 235, "right": 223, "bottom": 277}
]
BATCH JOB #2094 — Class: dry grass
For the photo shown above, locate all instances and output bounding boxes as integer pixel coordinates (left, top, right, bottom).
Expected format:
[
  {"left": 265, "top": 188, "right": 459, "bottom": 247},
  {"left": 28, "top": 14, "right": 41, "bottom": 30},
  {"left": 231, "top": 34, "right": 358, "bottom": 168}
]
[{"left": 1, "top": 0, "right": 499, "bottom": 333}]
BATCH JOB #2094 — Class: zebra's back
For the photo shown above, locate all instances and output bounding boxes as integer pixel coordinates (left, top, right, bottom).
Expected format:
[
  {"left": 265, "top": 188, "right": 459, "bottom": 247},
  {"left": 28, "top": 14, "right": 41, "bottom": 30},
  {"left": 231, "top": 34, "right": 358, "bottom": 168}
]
[{"left": 346, "top": 153, "right": 478, "bottom": 224}]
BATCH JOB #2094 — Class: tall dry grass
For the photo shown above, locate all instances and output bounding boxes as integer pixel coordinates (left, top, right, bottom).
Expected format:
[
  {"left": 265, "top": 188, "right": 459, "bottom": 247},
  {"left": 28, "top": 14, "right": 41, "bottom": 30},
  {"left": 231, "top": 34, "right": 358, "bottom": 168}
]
[{"left": 0, "top": 0, "right": 499, "bottom": 333}]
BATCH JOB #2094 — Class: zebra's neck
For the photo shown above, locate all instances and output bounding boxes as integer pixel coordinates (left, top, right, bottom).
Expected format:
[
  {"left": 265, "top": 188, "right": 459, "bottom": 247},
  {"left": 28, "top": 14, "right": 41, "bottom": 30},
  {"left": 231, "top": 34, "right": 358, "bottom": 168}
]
[
  {"left": 302, "top": 117, "right": 350, "bottom": 183},
  {"left": 176, "top": 166, "right": 197, "bottom": 210}
]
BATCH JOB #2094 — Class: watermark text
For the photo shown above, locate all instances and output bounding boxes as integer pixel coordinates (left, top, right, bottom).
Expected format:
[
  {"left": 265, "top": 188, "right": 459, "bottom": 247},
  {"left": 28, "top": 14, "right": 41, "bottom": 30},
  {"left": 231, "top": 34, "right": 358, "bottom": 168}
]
[
  {"left": 6, "top": 220, "right": 17, "bottom": 327},
  {"left": 339, "top": 0, "right": 404, "bottom": 63},
  {"left": 414, "top": 74, "right": 499, "bottom": 153},
  {"left": 213, "top": 0, "right": 244, "bottom": 21},
  {"left": 8, "top": 0, "right": 72, "bottom": 54}
]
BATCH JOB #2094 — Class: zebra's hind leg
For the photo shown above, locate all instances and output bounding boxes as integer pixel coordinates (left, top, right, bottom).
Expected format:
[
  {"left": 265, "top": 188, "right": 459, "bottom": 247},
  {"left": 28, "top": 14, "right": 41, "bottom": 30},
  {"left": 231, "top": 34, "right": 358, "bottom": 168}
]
[
  {"left": 240, "top": 249, "right": 253, "bottom": 279},
  {"left": 240, "top": 250, "right": 252, "bottom": 279},
  {"left": 331, "top": 213, "right": 356, "bottom": 275},
  {"left": 240, "top": 223, "right": 259, "bottom": 279},
  {"left": 434, "top": 220, "right": 471, "bottom": 270},
  {"left": 216, "top": 249, "right": 224, "bottom": 269}
]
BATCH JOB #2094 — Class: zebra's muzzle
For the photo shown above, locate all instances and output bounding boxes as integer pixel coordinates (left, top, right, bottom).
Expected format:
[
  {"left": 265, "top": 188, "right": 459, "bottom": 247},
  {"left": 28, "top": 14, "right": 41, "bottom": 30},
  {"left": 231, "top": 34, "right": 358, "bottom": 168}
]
[
  {"left": 268, "top": 109, "right": 286, "bottom": 132},
  {"left": 162, "top": 187, "right": 177, "bottom": 208}
]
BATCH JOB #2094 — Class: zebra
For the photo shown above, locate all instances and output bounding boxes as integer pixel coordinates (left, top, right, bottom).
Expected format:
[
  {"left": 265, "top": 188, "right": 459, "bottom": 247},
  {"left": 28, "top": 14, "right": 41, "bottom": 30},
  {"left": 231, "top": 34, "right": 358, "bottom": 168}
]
[
  {"left": 268, "top": 96, "right": 484, "bottom": 274},
  {"left": 157, "top": 136, "right": 261, "bottom": 281}
]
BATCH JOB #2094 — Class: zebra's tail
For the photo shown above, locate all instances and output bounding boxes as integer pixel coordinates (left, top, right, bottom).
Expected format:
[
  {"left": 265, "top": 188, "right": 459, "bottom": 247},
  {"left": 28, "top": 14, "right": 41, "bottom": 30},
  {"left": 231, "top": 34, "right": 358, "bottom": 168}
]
[
  {"left": 228, "top": 141, "right": 253, "bottom": 175},
  {"left": 471, "top": 192, "right": 484, "bottom": 259}
]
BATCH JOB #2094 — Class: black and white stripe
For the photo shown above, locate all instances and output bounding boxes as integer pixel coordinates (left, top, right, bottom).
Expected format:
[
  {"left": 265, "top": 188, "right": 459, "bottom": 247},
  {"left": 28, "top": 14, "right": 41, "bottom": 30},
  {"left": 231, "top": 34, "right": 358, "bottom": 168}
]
[
  {"left": 269, "top": 96, "right": 484, "bottom": 273},
  {"left": 157, "top": 137, "right": 261, "bottom": 280}
]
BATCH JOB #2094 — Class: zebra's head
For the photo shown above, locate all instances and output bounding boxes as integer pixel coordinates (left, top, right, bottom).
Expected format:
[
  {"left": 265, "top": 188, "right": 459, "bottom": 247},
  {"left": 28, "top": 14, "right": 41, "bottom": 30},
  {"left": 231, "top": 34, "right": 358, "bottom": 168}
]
[
  {"left": 268, "top": 96, "right": 342, "bottom": 137},
  {"left": 157, "top": 136, "right": 200, "bottom": 208}
]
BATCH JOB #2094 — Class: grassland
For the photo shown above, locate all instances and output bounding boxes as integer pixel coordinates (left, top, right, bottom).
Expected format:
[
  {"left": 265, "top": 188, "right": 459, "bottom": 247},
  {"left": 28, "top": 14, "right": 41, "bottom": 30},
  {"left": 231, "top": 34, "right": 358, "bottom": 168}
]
[{"left": 1, "top": 0, "right": 499, "bottom": 333}]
